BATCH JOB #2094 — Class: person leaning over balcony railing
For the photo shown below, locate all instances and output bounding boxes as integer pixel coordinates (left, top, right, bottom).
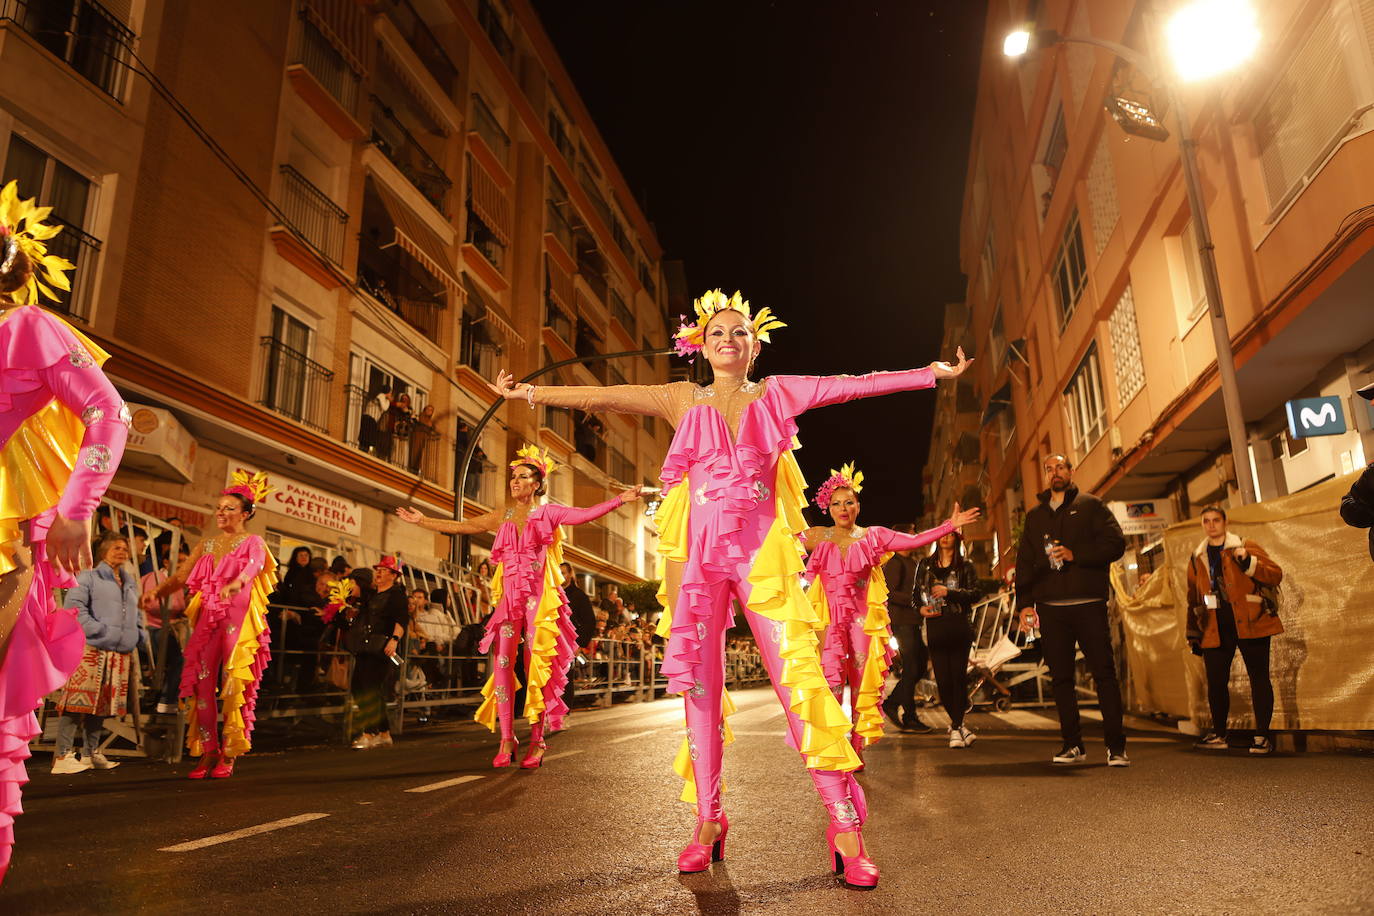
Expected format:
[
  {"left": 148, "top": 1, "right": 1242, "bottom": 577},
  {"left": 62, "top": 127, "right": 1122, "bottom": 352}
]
[
  {"left": 482, "top": 288, "right": 971, "bottom": 887},
  {"left": 395, "top": 446, "right": 643, "bottom": 770}
]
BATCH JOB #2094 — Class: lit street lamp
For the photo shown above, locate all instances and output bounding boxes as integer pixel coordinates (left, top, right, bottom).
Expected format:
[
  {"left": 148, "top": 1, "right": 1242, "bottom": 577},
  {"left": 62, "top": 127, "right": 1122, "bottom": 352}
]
[{"left": 1004, "top": 0, "right": 1261, "bottom": 504}]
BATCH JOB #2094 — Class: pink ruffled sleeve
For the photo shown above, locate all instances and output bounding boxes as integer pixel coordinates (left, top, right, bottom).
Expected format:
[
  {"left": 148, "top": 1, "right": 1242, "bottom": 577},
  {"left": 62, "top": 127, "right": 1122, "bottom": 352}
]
[
  {"left": 872, "top": 522, "right": 954, "bottom": 554},
  {"left": 543, "top": 497, "right": 623, "bottom": 527},
  {"left": 28, "top": 313, "right": 129, "bottom": 521},
  {"left": 770, "top": 368, "right": 937, "bottom": 419}
]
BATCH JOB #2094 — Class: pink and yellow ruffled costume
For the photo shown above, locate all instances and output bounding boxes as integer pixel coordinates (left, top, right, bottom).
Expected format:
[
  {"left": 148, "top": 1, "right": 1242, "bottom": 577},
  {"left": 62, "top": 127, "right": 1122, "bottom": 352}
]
[
  {"left": 533, "top": 368, "right": 942, "bottom": 829},
  {"left": 805, "top": 523, "right": 952, "bottom": 752},
  {"left": 177, "top": 534, "right": 276, "bottom": 758},
  {"left": 473, "top": 498, "right": 624, "bottom": 744},
  {"left": 0, "top": 305, "right": 128, "bottom": 882}
]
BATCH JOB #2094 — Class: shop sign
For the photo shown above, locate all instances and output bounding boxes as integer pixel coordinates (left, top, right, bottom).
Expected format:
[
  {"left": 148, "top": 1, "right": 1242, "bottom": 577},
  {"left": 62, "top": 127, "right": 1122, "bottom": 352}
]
[
  {"left": 1285, "top": 396, "right": 1346, "bottom": 439},
  {"left": 1108, "top": 500, "right": 1175, "bottom": 536},
  {"left": 122, "top": 403, "right": 197, "bottom": 482},
  {"left": 225, "top": 465, "right": 361, "bottom": 536}
]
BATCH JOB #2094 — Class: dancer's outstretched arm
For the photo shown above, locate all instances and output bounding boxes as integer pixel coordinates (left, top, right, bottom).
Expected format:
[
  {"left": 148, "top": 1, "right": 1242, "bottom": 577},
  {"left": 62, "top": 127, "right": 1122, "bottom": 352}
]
[
  {"left": 487, "top": 370, "right": 675, "bottom": 419},
  {"left": 774, "top": 347, "right": 973, "bottom": 417},
  {"left": 544, "top": 487, "right": 644, "bottom": 527},
  {"left": 876, "top": 504, "right": 981, "bottom": 554},
  {"left": 395, "top": 506, "right": 502, "bottom": 535}
]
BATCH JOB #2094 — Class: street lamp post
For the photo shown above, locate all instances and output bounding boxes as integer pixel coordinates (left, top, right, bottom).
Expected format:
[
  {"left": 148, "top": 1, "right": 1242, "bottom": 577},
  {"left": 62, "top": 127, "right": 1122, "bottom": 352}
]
[{"left": 1004, "top": 0, "right": 1260, "bottom": 504}]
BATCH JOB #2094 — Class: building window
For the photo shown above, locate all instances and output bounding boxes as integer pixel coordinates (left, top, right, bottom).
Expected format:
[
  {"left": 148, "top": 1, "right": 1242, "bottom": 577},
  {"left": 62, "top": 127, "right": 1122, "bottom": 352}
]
[
  {"left": 1108, "top": 285, "right": 1145, "bottom": 407},
  {"left": 989, "top": 301, "right": 1006, "bottom": 367},
  {"left": 638, "top": 259, "right": 657, "bottom": 298},
  {"left": 277, "top": 164, "right": 348, "bottom": 264},
  {"left": 1085, "top": 136, "right": 1119, "bottom": 255},
  {"left": 547, "top": 105, "right": 574, "bottom": 162},
  {"left": 980, "top": 232, "right": 997, "bottom": 300},
  {"left": 5, "top": 0, "right": 134, "bottom": 101},
  {"left": 465, "top": 197, "right": 506, "bottom": 270},
  {"left": 1173, "top": 219, "right": 1208, "bottom": 325},
  {"left": 1038, "top": 104, "right": 1068, "bottom": 216},
  {"left": 259, "top": 307, "right": 332, "bottom": 432},
  {"left": 1063, "top": 344, "right": 1107, "bottom": 457},
  {"left": 1, "top": 134, "right": 101, "bottom": 320},
  {"left": 609, "top": 288, "right": 635, "bottom": 335},
  {"left": 1052, "top": 210, "right": 1088, "bottom": 327},
  {"left": 345, "top": 354, "right": 434, "bottom": 476}
]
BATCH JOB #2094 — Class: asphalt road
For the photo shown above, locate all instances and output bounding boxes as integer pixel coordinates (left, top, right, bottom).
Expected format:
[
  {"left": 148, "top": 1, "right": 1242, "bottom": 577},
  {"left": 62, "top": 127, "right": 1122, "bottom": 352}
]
[{"left": 5, "top": 689, "right": 1371, "bottom": 915}]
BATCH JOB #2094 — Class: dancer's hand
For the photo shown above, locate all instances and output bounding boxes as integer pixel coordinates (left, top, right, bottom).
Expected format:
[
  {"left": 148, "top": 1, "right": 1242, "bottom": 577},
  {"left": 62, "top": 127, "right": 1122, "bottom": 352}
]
[
  {"left": 946, "top": 502, "right": 981, "bottom": 529},
  {"left": 486, "top": 369, "right": 532, "bottom": 402},
  {"left": 618, "top": 485, "right": 645, "bottom": 504},
  {"left": 47, "top": 514, "right": 92, "bottom": 576},
  {"left": 395, "top": 506, "right": 426, "bottom": 525},
  {"left": 219, "top": 580, "right": 244, "bottom": 602},
  {"left": 930, "top": 346, "right": 973, "bottom": 379}
]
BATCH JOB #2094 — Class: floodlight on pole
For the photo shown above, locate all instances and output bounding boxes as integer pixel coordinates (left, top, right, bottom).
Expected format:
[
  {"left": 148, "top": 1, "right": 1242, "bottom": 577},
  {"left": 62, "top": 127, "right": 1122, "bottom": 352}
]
[
  {"left": 1166, "top": 0, "right": 1261, "bottom": 81},
  {"left": 1003, "top": 28, "right": 1031, "bottom": 58}
]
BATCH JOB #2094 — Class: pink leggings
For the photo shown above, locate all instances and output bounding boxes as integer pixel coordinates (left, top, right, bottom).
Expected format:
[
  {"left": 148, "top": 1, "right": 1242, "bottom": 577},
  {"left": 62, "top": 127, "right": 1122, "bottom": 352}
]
[
  {"left": 684, "top": 574, "right": 865, "bottom": 826},
  {"left": 489, "top": 617, "right": 540, "bottom": 745},
  {"left": 822, "top": 612, "right": 871, "bottom": 740},
  {"left": 188, "top": 620, "right": 238, "bottom": 756}
]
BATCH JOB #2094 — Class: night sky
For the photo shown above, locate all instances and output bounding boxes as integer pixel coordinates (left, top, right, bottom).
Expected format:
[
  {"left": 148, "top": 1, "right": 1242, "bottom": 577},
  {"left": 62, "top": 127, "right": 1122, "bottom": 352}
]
[{"left": 531, "top": 1, "right": 987, "bottom": 526}]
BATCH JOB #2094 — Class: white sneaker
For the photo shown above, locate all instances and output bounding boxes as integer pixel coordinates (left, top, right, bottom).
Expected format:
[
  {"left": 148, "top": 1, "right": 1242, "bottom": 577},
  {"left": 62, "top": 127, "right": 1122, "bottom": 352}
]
[
  {"left": 156, "top": 702, "right": 175, "bottom": 715},
  {"left": 51, "top": 753, "right": 93, "bottom": 775},
  {"left": 1052, "top": 744, "right": 1088, "bottom": 764},
  {"left": 350, "top": 734, "right": 376, "bottom": 750},
  {"left": 958, "top": 726, "right": 977, "bottom": 747},
  {"left": 948, "top": 727, "right": 965, "bottom": 748},
  {"left": 374, "top": 732, "right": 393, "bottom": 747},
  {"left": 89, "top": 753, "right": 120, "bottom": 770}
]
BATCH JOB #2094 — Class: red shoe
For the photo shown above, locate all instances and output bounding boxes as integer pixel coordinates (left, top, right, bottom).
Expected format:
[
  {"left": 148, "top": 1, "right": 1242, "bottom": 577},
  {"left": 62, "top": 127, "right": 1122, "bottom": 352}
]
[
  {"left": 209, "top": 756, "right": 235, "bottom": 779},
  {"left": 187, "top": 754, "right": 216, "bottom": 779},
  {"left": 519, "top": 742, "right": 546, "bottom": 769},
  {"left": 492, "top": 739, "right": 518, "bottom": 768},
  {"left": 827, "top": 822, "right": 879, "bottom": 890},
  {"left": 677, "top": 812, "right": 729, "bottom": 874}
]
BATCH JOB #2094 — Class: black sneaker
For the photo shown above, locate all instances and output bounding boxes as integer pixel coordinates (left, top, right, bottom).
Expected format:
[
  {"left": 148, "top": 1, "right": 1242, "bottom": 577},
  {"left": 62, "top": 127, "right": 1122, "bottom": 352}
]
[
  {"left": 903, "top": 715, "right": 934, "bottom": 734},
  {"left": 881, "top": 701, "right": 905, "bottom": 729},
  {"left": 1052, "top": 744, "right": 1087, "bottom": 764},
  {"left": 1194, "top": 732, "right": 1227, "bottom": 750},
  {"left": 1107, "top": 749, "right": 1131, "bottom": 767},
  {"left": 1249, "top": 736, "right": 1273, "bottom": 756}
]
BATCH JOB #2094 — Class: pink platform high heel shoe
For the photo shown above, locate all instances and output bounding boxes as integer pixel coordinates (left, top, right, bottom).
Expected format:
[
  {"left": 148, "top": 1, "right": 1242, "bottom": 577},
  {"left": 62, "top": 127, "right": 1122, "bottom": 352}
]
[
  {"left": 519, "top": 741, "right": 546, "bottom": 769},
  {"left": 827, "top": 822, "right": 879, "bottom": 890},
  {"left": 187, "top": 754, "right": 217, "bottom": 780},
  {"left": 677, "top": 812, "right": 729, "bottom": 874},
  {"left": 492, "top": 738, "right": 518, "bottom": 768},
  {"left": 209, "top": 756, "right": 235, "bottom": 779}
]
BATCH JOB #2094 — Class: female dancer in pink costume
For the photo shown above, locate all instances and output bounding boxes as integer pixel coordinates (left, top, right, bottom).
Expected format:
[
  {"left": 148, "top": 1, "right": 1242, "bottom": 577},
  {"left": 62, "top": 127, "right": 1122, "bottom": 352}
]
[
  {"left": 0, "top": 182, "right": 129, "bottom": 882},
  {"left": 142, "top": 471, "right": 277, "bottom": 779},
  {"left": 396, "top": 446, "right": 642, "bottom": 769},
  {"left": 801, "top": 463, "right": 979, "bottom": 768},
  {"left": 486, "top": 290, "right": 972, "bottom": 889}
]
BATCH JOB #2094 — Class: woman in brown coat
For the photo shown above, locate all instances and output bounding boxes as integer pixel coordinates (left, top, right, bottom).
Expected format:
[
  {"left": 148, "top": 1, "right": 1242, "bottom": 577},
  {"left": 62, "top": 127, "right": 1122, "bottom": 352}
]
[{"left": 1185, "top": 506, "right": 1283, "bottom": 755}]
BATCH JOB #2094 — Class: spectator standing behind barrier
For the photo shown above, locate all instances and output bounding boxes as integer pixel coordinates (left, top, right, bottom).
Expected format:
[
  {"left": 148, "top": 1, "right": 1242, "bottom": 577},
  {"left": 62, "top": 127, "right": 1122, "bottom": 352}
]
[
  {"left": 1186, "top": 507, "right": 1285, "bottom": 755},
  {"left": 1016, "top": 454, "right": 1129, "bottom": 767},
  {"left": 52, "top": 535, "right": 146, "bottom": 774},
  {"left": 881, "top": 523, "right": 934, "bottom": 734},
  {"left": 343, "top": 557, "right": 408, "bottom": 749},
  {"left": 915, "top": 531, "right": 982, "bottom": 749},
  {"left": 141, "top": 541, "right": 189, "bottom": 714},
  {"left": 560, "top": 563, "right": 598, "bottom": 650}
]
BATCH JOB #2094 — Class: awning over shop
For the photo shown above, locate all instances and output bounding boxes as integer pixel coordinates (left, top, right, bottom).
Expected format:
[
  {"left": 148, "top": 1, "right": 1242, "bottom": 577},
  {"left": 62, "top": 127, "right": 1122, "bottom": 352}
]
[
  {"left": 467, "top": 155, "right": 512, "bottom": 247},
  {"left": 371, "top": 178, "right": 460, "bottom": 296}
]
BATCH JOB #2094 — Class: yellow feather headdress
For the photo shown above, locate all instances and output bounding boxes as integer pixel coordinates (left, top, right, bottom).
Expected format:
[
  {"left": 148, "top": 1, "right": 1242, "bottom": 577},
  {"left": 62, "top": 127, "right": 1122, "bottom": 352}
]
[
  {"left": 222, "top": 469, "right": 275, "bottom": 505},
  {"left": 510, "top": 444, "right": 557, "bottom": 477},
  {"left": 815, "top": 461, "right": 864, "bottom": 511},
  {"left": 0, "top": 180, "right": 74, "bottom": 305},
  {"left": 672, "top": 289, "right": 786, "bottom": 360}
]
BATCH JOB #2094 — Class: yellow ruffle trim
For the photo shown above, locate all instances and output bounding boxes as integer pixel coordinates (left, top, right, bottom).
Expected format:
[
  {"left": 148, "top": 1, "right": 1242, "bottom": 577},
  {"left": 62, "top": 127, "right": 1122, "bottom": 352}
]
[
  {"left": 0, "top": 313, "right": 110, "bottom": 577},
  {"left": 183, "top": 563, "right": 278, "bottom": 758},
  {"left": 852, "top": 558, "right": 894, "bottom": 748},
  {"left": 474, "top": 560, "right": 510, "bottom": 732}
]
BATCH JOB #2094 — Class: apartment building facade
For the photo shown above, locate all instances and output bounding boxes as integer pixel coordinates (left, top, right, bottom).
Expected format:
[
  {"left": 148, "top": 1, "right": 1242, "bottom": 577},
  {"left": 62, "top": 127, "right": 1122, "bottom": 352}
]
[
  {"left": 952, "top": 0, "right": 1374, "bottom": 581},
  {"left": 0, "top": 0, "right": 673, "bottom": 589}
]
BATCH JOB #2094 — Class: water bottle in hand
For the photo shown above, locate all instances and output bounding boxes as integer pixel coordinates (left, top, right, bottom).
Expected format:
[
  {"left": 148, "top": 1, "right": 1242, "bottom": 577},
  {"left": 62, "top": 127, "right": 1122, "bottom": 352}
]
[{"left": 1044, "top": 534, "right": 1063, "bottom": 571}]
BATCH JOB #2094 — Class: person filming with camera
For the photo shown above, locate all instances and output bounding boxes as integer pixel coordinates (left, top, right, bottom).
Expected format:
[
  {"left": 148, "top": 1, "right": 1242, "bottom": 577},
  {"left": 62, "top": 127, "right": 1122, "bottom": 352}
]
[{"left": 1185, "top": 506, "right": 1284, "bottom": 756}]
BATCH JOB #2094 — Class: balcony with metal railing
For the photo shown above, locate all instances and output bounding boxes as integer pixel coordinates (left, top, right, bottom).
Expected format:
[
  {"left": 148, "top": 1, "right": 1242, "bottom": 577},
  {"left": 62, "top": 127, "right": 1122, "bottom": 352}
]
[
  {"left": 608, "top": 446, "right": 635, "bottom": 484},
  {"left": 343, "top": 384, "right": 453, "bottom": 485},
  {"left": 459, "top": 310, "right": 503, "bottom": 378},
  {"left": 277, "top": 165, "right": 348, "bottom": 264},
  {"left": 545, "top": 199, "right": 573, "bottom": 255},
  {"left": 384, "top": 0, "right": 459, "bottom": 95},
  {"left": 544, "top": 296, "right": 573, "bottom": 346},
  {"left": 258, "top": 337, "right": 334, "bottom": 433},
  {"left": 609, "top": 289, "right": 635, "bottom": 336},
  {"left": 542, "top": 405, "right": 573, "bottom": 443},
  {"left": 469, "top": 93, "right": 510, "bottom": 165},
  {"left": 477, "top": 0, "right": 513, "bottom": 65},
  {"left": 44, "top": 218, "right": 101, "bottom": 322},
  {"left": 293, "top": 11, "right": 359, "bottom": 113},
  {"left": 2, "top": 0, "right": 133, "bottom": 101},
  {"left": 370, "top": 96, "right": 452, "bottom": 213},
  {"left": 357, "top": 235, "right": 445, "bottom": 343}
]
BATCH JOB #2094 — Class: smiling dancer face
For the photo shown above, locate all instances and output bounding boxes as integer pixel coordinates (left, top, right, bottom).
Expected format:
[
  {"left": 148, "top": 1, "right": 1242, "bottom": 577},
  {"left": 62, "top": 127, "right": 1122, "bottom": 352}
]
[
  {"left": 702, "top": 309, "right": 761, "bottom": 378},
  {"left": 509, "top": 463, "right": 545, "bottom": 502},
  {"left": 828, "top": 487, "right": 860, "bottom": 529}
]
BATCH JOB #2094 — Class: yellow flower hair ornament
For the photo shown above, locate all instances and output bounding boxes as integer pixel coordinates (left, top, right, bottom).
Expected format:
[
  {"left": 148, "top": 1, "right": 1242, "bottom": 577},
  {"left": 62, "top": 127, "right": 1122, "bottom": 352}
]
[
  {"left": 510, "top": 444, "right": 558, "bottom": 477},
  {"left": 815, "top": 462, "right": 864, "bottom": 511},
  {"left": 673, "top": 289, "right": 786, "bottom": 361},
  {"left": 0, "top": 179, "right": 74, "bottom": 305},
  {"left": 222, "top": 469, "right": 275, "bottom": 508}
]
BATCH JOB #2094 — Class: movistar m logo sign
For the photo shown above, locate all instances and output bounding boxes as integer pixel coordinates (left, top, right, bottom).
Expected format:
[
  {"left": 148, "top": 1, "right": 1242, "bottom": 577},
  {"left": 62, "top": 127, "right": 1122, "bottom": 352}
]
[{"left": 1285, "top": 396, "right": 1346, "bottom": 439}]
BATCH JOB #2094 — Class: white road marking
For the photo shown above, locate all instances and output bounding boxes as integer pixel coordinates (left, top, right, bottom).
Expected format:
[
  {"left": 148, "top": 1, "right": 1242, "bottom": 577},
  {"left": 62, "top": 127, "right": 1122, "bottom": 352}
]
[
  {"left": 988, "top": 709, "right": 1060, "bottom": 729},
  {"left": 605, "top": 728, "right": 666, "bottom": 745},
  {"left": 542, "top": 750, "right": 583, "bottom": 762},
  {"left": 729, "top": 730, "right": 786, "bottom": 737},
  {"left": 405, "top": 774, "right": 485, "bottom": 794},
  {"left": 159, "top": 813, "right": 330, "bottom": 852}
]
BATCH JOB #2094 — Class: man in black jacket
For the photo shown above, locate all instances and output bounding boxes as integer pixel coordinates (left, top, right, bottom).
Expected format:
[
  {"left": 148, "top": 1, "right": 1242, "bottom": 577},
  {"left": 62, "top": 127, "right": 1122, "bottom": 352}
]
[
  {"left": 881, "top": 525, "right": 933, "bottom": 733},
  {"left": 560, "top": 563, "right": 598, "bottom": 649},
  {"left": 1015, "top": 455, "right": 1129, "bottom": 766}
]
